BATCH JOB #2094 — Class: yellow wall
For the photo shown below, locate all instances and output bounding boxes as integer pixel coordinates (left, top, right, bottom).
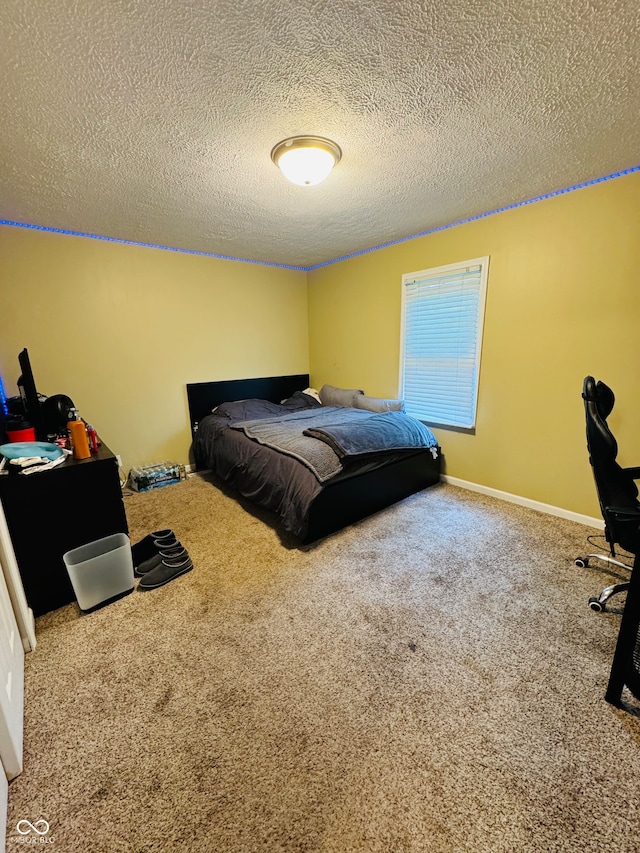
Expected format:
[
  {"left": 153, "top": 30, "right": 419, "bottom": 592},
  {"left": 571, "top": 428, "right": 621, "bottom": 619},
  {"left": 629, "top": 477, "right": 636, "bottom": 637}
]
[
  {"left": 308, "top": 172, "right": 640, "bottom": 518},
  {"left": 0, "top": 228, "right": 308, "bottom": 472},
  {"left": 2, "top": 172, "right": 638, "bottom": 519}
]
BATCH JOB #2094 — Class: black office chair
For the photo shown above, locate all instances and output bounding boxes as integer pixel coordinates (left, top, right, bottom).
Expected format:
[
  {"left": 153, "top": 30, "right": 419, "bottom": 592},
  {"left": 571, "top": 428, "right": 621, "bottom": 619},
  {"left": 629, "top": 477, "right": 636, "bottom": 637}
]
[
  {"left": 606, "top": 549, "right": 640, "bottom": 708},
  {"left": 576, "top": 376, "right": 640, "bottom": 611}
]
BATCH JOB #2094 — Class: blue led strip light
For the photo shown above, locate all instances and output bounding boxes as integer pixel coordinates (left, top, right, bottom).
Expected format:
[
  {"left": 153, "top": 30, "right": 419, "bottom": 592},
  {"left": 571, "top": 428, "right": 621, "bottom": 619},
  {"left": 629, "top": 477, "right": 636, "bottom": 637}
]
[
  {"left": 0, "top": 376, "right": 7, "bottom": 416},
  {"left": 0, "top": 219, "right": 306, "bottom": 272},
  {"left": 1, "top": 164, "right": 638, "bottom": 272},
  {"left": 306, "top": 164, "right": 640, "bottom": 271}
]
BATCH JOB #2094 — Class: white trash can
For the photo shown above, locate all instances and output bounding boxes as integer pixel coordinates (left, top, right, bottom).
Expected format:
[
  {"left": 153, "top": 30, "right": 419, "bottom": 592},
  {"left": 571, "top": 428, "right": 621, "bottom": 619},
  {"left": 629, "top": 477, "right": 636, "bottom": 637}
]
[{"left": 63, "top": 532, "right": 134, "bottom": 612}]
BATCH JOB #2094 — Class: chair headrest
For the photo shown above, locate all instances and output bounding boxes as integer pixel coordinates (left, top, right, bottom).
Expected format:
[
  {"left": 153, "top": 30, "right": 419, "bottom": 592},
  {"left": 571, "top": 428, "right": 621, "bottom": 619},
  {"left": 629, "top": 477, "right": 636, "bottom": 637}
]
[{"left": 583, "top": 375, "right": 615, "bottom": 420}]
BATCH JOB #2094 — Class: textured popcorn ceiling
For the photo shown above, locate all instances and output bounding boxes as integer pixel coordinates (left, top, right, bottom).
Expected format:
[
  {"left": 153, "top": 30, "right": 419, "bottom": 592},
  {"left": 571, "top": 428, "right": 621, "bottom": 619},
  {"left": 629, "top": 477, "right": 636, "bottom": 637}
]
[{"left": 2, "top": 0, "right": 639, "bottom": 269}]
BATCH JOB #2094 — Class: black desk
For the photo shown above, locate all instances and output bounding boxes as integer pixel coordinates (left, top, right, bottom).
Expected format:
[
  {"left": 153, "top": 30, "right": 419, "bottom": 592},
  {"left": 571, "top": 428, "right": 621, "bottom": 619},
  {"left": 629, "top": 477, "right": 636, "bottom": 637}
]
[{"left": 0, "top": 441, "right": 128, "bottom": 616}]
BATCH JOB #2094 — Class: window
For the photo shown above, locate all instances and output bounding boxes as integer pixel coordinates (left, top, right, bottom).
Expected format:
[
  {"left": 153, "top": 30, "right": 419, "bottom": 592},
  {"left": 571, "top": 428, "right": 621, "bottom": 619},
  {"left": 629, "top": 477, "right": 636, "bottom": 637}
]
[{"left": 399, "top": 256, "right": 489, "bottom": 429}]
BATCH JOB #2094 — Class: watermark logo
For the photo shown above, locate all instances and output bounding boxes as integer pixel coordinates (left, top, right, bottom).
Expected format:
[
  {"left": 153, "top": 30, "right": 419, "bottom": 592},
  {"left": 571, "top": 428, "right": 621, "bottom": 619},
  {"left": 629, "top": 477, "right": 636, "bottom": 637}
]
[
  {"left": 12, "top": 818, "right": 54, "bottom": 844},
  {"left": 17, "top": 821, "right": 49, "bottom": 835}
]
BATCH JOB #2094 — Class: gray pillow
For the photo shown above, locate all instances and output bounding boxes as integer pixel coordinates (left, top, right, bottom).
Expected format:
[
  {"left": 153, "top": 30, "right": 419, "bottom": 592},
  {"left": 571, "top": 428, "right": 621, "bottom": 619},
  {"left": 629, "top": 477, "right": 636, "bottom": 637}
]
[
  {"left": 319, "top": 384, "right": 365, "bottom": 407},
  {"left": 354, "top": 395, "right": 405, "bottom": 413}
]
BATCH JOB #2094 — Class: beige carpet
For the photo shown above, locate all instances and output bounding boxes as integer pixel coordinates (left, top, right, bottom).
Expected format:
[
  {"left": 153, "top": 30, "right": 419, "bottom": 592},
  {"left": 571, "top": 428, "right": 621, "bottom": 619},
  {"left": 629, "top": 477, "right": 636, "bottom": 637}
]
[{"left": 6, "top": 474, "right": 640, "bottom": 852}]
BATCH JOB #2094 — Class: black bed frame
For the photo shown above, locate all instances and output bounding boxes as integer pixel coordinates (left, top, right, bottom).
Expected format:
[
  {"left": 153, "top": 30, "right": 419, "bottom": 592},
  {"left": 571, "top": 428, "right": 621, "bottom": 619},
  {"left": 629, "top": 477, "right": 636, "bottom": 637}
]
[
  {"left": 186, "top": 374, "right": 442, "bottom": 544},
  {"left": 187, "top": 374, "right": 311, "bottom": 436}
]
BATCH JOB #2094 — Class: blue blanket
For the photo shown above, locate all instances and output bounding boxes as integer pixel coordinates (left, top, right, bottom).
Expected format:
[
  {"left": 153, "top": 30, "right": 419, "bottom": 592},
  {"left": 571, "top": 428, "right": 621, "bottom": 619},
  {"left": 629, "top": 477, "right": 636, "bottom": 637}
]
[{"left": 303, "top": 411, "right": 438, "bottom": 460}]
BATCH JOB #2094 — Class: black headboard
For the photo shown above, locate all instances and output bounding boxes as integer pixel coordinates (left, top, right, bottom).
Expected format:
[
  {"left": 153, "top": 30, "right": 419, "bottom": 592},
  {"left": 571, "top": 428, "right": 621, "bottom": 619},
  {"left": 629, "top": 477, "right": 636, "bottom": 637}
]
[{"left": 186, "top": 374, "right": 310, "bottom": 434}]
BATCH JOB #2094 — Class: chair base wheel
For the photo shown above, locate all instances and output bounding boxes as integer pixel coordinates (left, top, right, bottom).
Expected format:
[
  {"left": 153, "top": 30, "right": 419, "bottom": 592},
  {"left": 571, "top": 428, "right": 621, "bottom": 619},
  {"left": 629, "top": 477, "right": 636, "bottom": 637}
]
[
  {"left": 589, "top": 597, "right": 604, "bottom": 612},
  {"left": 575, "top": 557, "right": 589, "bottom": 568}
]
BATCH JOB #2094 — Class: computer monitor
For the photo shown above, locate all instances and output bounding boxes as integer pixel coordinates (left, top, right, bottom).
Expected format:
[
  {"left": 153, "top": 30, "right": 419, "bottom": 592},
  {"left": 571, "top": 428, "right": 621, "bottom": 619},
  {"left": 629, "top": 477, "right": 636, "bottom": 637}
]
[{"left": 17, "top": 348, "right": 44, "bottom": 439}]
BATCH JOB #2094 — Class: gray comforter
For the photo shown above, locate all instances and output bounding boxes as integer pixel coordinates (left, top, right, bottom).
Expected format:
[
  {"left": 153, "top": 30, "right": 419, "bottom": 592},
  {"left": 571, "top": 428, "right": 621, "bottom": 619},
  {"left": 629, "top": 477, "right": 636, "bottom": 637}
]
[
  {"left": 231, "top": 406, "right": 437, "bottom": 483},
  {"left": 194, "top": 397, "right": 440, "bottom": 539}
]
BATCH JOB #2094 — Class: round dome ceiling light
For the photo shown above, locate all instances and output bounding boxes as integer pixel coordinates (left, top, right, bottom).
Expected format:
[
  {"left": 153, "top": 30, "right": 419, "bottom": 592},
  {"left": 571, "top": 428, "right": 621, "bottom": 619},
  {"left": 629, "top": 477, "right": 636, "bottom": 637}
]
[{"left": 271, "top": 136, "right": 342, "bottom": 187}]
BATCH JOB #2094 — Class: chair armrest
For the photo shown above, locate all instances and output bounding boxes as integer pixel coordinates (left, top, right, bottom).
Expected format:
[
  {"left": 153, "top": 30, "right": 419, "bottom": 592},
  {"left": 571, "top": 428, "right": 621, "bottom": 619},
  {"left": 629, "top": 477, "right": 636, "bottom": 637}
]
[
  {"left": 623, "top": 467, "right": 640, "bottom": 480},
  {"left": 606, "top": 505, "right": 640, "bottom": 520}
]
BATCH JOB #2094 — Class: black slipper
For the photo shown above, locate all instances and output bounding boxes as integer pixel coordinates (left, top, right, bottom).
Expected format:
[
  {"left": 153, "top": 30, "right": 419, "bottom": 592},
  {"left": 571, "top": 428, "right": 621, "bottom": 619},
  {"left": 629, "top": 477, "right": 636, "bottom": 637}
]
[
  {"left": 131, "top": 529, "right": 176, "bottom": 566},
  {"left": 138, "top": 555, "right": 193, "bottom": 590},
  {"left": 134, "top": 544, "right": 187, "bottom": 577}
]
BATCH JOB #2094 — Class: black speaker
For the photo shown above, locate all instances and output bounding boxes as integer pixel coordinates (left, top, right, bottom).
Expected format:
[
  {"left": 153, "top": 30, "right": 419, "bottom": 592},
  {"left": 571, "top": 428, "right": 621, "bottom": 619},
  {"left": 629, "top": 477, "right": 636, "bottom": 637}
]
[{"left": 40, "top": 394, "right": 76, "bottom": 435}]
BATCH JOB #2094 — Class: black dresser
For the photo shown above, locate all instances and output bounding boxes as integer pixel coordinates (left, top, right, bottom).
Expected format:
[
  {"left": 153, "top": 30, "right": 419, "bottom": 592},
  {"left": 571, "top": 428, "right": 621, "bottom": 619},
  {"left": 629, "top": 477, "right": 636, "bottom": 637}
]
[{"left": 0, "top": 441, "right": 129, "bottom": 616}]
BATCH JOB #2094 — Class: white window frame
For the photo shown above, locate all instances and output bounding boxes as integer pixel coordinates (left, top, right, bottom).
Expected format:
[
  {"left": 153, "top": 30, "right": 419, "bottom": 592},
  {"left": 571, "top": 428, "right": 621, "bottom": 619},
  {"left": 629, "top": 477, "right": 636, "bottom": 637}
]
[{"left": 399, "top": 256, "right": 489, "bottom": 430}]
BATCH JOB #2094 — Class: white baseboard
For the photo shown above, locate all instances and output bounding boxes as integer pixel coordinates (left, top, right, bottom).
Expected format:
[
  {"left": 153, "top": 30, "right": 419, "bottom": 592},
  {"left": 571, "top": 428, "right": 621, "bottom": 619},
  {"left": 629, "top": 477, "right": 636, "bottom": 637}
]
[
  {"left": 185, "top": 464, "right": 212, "bottom": 476},
  {"left": 441, "top": 475, "right": 604, "bottom": 530},
  {"left": 22, "top": 608, "right": 36, "bottom": 652}
]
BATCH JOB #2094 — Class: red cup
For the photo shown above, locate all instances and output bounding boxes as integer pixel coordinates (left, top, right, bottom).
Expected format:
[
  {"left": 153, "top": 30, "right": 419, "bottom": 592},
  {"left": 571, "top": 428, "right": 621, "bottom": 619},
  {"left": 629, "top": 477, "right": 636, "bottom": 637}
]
[{"left": 7, "top": 426, "right": 36, "bottom": 443}]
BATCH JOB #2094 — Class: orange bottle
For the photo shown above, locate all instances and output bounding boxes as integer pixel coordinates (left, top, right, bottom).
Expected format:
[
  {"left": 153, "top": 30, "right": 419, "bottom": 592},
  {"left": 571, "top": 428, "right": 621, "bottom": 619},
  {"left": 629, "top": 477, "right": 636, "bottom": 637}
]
[{"left": 68, "top": 417, "right": 91, "bottom": 460}]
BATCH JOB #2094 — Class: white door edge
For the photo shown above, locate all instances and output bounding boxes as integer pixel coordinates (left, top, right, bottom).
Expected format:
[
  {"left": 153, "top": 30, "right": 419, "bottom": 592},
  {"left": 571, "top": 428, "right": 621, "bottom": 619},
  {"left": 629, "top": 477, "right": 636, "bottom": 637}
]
[
  {"left": 0, "top": 763, "right": 7, "bottom": 852},
  {"left": 0, "top": 503, "right": 36, "bottom": 653}
]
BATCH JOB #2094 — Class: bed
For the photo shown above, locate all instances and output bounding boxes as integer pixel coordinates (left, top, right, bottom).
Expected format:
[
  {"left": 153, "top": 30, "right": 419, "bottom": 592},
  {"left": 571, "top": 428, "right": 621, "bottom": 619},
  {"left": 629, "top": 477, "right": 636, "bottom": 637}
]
[{"left": 187, "top": 374, "right": 442, "bottom": 544}]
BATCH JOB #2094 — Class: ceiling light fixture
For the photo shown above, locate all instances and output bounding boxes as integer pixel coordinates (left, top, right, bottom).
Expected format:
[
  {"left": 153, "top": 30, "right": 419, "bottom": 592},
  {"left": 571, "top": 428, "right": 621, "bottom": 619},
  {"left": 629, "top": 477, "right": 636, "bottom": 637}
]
[{"left": 271, "top": 135, "right": 342, "bottom": 187}]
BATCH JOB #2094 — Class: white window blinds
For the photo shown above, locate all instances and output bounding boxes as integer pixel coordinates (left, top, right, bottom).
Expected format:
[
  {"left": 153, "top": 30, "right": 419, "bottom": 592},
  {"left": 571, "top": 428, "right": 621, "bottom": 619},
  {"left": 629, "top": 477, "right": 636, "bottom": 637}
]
[{"left": 400, "top": 257, "right": 489, "bottom": 429}]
